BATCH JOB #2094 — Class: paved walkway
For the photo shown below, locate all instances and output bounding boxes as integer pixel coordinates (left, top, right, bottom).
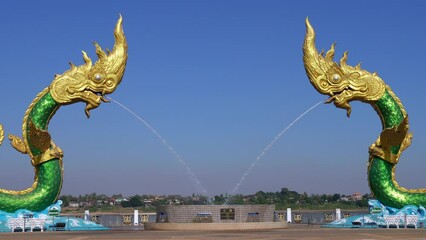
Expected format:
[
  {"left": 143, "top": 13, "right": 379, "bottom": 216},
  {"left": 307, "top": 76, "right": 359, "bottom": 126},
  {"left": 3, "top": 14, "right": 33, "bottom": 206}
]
[{"left": 1, "top": 224, "right": 425, "bottom": 239}]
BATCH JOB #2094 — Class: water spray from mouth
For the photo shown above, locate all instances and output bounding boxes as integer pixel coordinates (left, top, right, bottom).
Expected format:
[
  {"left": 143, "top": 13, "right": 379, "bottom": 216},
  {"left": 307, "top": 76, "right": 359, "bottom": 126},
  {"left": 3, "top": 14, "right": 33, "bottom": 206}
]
[
  {"left": 227, "top": 99, "right": 325, "bottom": 202},
  {"left": 107, "top": 96, "right": 208, "bottom": 197}
]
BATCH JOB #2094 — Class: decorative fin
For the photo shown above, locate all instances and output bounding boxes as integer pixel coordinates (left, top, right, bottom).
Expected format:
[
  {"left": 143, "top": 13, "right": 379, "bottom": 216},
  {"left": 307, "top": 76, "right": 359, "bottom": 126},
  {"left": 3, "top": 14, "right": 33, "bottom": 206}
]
[
  {"left": 378, "top": 116, "right": 411, "bottom": 164},
  {"left": 28, "top": 120, "right": 51, "bottom": 153},
  {"left": 8, "top": 134, "right": 27, "bottom": 154}
]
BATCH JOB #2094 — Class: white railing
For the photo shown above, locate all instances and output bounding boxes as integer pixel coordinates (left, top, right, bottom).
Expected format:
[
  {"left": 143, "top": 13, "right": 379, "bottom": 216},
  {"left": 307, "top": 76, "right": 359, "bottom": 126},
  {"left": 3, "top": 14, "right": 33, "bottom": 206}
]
[
  {"left": 404, "top": 215, "right": 419, "bottom": 229},
  {"left": 7, "top": 218, "right": 46, "bottom": 232},
  {"left": 383, "top": 215, "right": 418, "bottom": 229}
]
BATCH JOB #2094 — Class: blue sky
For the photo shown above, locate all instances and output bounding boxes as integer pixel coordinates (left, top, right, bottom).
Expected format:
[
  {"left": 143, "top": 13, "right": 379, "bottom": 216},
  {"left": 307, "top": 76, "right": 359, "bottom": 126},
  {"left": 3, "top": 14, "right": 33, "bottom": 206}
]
[{"left": 0, "top": 0, "right": 425, "bottom": 197}]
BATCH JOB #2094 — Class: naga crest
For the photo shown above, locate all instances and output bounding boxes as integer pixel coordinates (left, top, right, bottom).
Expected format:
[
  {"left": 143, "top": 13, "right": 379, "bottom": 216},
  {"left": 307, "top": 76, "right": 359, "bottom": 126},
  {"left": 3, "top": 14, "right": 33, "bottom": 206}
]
[
  {"left": 303, "top": 18, "right": 385, "bottom": 117},
  {"left": 50, "top": 16, "right": 128, "bottom": 117}
]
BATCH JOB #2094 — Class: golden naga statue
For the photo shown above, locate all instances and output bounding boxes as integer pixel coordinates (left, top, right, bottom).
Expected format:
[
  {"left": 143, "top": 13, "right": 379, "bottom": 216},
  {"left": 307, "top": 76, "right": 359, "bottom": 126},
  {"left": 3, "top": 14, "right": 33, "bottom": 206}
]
[
  {"left": 0, "top": 16, "right": 127, "bottom": 212},
  {"left": 303, "top": 17, "right": 424, "bottom": 209}
]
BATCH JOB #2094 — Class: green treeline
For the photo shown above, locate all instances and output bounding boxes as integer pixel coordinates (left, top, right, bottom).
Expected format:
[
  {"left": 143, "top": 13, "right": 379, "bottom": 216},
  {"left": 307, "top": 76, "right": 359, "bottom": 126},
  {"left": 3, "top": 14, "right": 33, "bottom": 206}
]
[
  {"left": 59, "top": 188, "right": 373, "bottom": 212},
  {"left": 220, "top": 188, "right": 372, "bottom": 210}
]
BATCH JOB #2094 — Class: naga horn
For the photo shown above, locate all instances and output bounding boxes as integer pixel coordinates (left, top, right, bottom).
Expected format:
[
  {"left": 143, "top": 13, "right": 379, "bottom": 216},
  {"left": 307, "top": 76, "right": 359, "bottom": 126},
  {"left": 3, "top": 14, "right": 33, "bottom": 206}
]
[
  {"left": 91, "top": 15, "right": 128, "bottom": 94},
  {"left": 108, "top": 15, "right": 128, "bottom": 79},
  {"left": 302, "top": 17, "right": 337, "bottom": 95}
]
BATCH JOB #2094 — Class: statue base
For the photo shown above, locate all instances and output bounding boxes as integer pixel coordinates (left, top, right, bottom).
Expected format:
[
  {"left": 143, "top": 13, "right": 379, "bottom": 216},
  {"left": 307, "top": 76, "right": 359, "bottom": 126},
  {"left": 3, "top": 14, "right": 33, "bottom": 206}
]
[
  {"left": 323, "top": 200, "right": 426, "bottom": 228},
  {"left": 0, "top": 200, "right": 108, "bottom": 232}
]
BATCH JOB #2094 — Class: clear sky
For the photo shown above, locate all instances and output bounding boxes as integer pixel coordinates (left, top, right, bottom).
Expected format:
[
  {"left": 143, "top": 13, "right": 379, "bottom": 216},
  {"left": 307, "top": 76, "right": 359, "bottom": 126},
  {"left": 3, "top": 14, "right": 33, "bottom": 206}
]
[{"left": 0, "top": 0, "right": 425, "bottom": 198}]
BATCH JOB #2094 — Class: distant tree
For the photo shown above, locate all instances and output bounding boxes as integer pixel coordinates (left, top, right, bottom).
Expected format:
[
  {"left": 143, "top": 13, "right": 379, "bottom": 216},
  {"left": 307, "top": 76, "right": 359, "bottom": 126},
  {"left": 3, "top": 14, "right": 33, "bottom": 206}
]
[
  {"left": 356, "top": 199, "right": 368, "bottom": 207},
  {"left": 228, "top": 194, "right": 244, "bottom": 204},
  {"left": 97, "top": 194, "right": 109, "bottom": 200},
  {"left": 112, "top": 194, "right": 123, "bottom": 199},
  {"left": 310, "top": 194, "right": 321, "bottom": 205},
  {"left": 298, "top": 192, "right": 307, "bottom": 204},
  {"left": 151, "top": 196, "right": 168, "bottom": 206},
  {"left": 363, "top": 193, "right": 375, "bottom": 200},
  {"left": 320, "top": 194, "right": 329, "bottom": 203},
  {"left": 198, "top": 195, "right": 209, "bottom": 204},
  {"left": 280, "top": 188, "right": 290, "bottom": 195},
  {"left": 89, "top": 192, "right": 97, "bottom": 201},
  {"left": 253, "top": 191, "right": 267, "bottom": 204},
  {"left": 213, "top": 194, "right": 226, "bottom": 205},
  {"left": 122, "top": 195, "right": 143, "bottom": 207},
  {"left": 59, "top": 195, "right": 77, "bottom": 207},
  {"left": 332, "top": 194, "right": 341, "bottom": 202}
]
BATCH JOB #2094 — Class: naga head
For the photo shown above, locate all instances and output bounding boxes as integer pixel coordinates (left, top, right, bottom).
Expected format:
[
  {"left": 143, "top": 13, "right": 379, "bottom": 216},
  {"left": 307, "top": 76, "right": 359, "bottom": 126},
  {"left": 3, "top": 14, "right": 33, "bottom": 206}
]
[
  {"left": 303, "top": 18, "right": 385, "bottom": 117},
  {"left": 50, "top": 16, "right": 128, "bottom": 117}
]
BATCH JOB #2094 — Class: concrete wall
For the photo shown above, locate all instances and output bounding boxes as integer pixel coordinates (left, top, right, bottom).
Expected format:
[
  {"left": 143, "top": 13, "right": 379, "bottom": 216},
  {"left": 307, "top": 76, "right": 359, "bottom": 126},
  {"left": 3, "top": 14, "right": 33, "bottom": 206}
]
[
  {"left": 61, "top": 213, "right": 156, "bottom": 227},
  {"left": 156, "top": 205, "right": 275, "bottom": 223}
]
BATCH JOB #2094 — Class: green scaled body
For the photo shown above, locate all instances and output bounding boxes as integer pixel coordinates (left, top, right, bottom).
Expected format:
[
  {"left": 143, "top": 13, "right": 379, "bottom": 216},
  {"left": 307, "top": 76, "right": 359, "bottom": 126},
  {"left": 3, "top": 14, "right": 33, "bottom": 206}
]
[
  {"left": 0, "top": 93, "right": 62, "bottom": 212},
  {"left": 0, "top": 160, "right": 62, "bottom": 212},
  {"left": 369, "top": 91, "right": 426, "bottom": 209}
]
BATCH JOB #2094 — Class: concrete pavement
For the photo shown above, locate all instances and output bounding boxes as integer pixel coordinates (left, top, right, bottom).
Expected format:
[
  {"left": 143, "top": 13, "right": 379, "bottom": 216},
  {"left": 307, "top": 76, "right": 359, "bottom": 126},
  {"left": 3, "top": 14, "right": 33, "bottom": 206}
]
[{"left": 0, "top": 224, "right": 425, "bottom": 239}]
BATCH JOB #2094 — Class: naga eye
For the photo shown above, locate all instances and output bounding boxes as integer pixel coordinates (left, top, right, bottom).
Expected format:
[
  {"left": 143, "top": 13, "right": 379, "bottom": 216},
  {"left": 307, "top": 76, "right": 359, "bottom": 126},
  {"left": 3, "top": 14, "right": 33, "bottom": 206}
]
[
  {"left": 94, "top": 74, "right": 102, "bottom": 81},
  {"left": 332, "top": 74, "right": 341, "bottom": 82}
]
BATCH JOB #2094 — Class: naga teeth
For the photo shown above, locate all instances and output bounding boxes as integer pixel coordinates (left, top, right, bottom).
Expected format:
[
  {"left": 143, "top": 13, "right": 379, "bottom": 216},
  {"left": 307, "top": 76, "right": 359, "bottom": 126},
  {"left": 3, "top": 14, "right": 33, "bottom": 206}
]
[
  {"left": 325, "top": 96, "right": 335, "bottom": 103},
  {"left": 101, "top": 96, "right": 109, "bottom": 103}
]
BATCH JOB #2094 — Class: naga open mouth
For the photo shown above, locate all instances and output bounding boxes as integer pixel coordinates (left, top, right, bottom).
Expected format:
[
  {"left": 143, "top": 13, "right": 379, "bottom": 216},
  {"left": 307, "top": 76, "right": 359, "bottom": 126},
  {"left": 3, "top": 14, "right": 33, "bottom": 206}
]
[
  {"left": 322, "top": 85, "right": 360, "bottom": 117},
  {"left": 82, "top": 89, "right": 112, "bottom": 117},
  {"left": 326, "top": 86, "right": 352, "bottom": 104},
  {"left": 85, "top": 88, "right": 110, "bottom": 103}
]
